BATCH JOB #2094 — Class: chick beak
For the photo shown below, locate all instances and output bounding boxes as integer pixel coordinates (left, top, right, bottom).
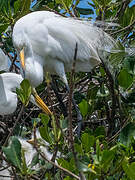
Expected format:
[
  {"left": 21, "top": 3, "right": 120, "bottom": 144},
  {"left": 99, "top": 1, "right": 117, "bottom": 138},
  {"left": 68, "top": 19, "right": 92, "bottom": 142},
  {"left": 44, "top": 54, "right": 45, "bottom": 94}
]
[
  {"left": 27, "top": 139, "right": 35, "bottom": 145},
  {"left": 32, "top": 89, "right": 52, "bottom": 115}
]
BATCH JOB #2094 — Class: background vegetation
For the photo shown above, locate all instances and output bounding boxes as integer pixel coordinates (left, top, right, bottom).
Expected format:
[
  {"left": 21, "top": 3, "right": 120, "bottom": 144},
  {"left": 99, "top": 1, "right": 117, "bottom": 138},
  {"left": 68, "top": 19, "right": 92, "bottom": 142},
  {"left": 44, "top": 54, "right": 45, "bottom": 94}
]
[{"left": 0, "top": 0, "right": 135, "bottom": 179}]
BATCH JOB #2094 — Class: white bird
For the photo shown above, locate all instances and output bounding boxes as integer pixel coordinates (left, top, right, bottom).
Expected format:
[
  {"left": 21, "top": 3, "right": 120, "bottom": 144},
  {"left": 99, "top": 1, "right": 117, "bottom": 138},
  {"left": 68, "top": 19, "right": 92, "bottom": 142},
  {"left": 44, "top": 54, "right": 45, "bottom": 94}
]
[
  {"left": 0, "top": 130, "right": 57, "bottom": 180},
  {"left": 0, "top": 48, "right": 51, "bottom": 115},
  {"left": 12, "top": 11, "right": 116, "bottom": 133},
  {"left": 12, "top": 11, "right": 116, "bottom": 87},
  {"left": 0, "top": 72, "right": 51, "bottom": 115},
  {"left": 0, "top": 49, "right": 8, "bottom": 71}
]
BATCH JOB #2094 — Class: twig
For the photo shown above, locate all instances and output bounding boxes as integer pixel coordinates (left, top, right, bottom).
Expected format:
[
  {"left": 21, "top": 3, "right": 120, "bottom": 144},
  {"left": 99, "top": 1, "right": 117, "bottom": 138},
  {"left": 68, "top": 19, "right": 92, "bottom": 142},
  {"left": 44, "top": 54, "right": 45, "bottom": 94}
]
[
  {"left": 0, "top": 175, "right": 14, "bottom": 178},
  {"left": 2, "top": 104, "right": 24, "bottom": 147},
  {"left": 110, "top": 19, "right": 135, "bottom": 35},
  {"left": 107, "top": 117, "right": 129, "bottom": 144},
  {"left": 9, "top": 53, "right": 17, "bottom": 72},
  {"left": 68, "top": 43, "right": 86, "bottom": 180},
  {"left": 33, "top": 127, "right": 80, "bottom": 180},
  {"left": 7, "top": 53, "right": 20, "bottom": 72},
  {"left": 99, "top": 55, "right": 117, "bottom": 136},
  {"left": 30, "top": 175, "right": 40, "bottom": 180},
  {"left": 39, "top": 151, "right": 80, "bottom": 179},
  {"left": 42, "top": 5, "right": 67, "bottom": 17}
]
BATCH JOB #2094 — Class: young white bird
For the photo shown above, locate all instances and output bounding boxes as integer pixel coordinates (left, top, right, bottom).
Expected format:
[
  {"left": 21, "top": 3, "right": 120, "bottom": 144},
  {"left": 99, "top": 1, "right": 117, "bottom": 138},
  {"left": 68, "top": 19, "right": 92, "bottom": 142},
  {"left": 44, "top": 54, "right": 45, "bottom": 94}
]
[
  {"left": 0, "top": 72, "right": 51, "bottom": 115},
  {"left": 0, "top": 130, "right": 56, "bottom": 180}
]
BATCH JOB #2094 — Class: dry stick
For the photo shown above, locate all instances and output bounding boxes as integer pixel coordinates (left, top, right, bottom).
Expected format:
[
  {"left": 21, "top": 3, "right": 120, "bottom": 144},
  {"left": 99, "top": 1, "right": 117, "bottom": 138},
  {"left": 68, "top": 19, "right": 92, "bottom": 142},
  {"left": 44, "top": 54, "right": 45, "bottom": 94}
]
[
  {"left": 7, "top": 53, "right": 20, "bottom": 72},
  {"left": 33, "top": 127, "right": 80, "bottom": 180},
  {"left": 100, "top": 55, "right": 116, "bottom": 135},
  {"left": 107, "top": 117, "right": 129, "bottom": 144},
  {"left": 42, "top": 5, "right": 67, "bottom": 17},
  {"left": 110, "top": 19, "right": 135, "bottom": 35},
  {"left": 68, "top": 43, "right": 86, "bottom": 180},
  {"left": 2, "top": 104, "right": 24, "bottom": 147},
  {"left": 9, "top": 53, "right": 17, "bottom": 72}
]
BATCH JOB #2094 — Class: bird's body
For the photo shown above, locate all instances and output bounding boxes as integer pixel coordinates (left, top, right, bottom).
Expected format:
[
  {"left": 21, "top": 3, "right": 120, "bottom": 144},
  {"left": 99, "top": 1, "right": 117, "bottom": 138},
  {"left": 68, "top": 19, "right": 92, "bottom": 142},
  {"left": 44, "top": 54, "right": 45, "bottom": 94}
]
[
  {"left": 12, "top": 11, "right": 116, "bottom": 133},
  {"left": 0, "top": 73, "right": 23, "bottom": 115},
  {"left": 13, "top": 11, "right": 115, "bottom": 86}
]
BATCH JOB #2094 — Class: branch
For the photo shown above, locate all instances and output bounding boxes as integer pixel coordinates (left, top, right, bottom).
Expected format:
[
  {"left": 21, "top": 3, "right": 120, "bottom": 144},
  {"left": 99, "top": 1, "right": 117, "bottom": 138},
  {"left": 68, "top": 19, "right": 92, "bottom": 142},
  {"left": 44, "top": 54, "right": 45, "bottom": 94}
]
[
  {"left": 33, "top": 127, "right": 80, "bottom": 180},
  {"left": 2, "top": 104, "right": 24, "bottom": 147},
  {"left": 68, "top": 43, "right": 86, "bottom": 180},
  {"left": 111, "top": 19, "right": 135, "bottom": 35}
]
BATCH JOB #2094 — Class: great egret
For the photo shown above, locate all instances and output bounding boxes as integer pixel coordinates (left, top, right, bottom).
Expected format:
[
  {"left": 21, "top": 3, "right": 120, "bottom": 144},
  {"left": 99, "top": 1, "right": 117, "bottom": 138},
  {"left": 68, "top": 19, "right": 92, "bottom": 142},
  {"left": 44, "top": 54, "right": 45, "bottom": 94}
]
[
  {"left": 0, "top": 72, "right": 51, "bottom": 115},
  {"left": 12, "top": 11, "right": 116, "bottom": 133},
  {"left": 13, "top": 11, "right": 116, "bottom": 86}
]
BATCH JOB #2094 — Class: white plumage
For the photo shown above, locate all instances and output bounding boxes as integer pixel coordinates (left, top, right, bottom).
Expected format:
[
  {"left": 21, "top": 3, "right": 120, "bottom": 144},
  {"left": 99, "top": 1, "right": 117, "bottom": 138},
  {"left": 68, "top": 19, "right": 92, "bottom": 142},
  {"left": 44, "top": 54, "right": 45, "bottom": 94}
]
[
  {"left": 0, "top": 49, "right": 8, "bottom": 71},
  {"left": 0, "top": 72, "right": 23, "bottom": 115},
  {"left": 12, "top": 11, "right": 116, "bottom": 87},
  {"left": 0, "top": 72, "right": 52, "bottom": 115},
  {"left": 0, "top": 49, "right": 51, "bottom": 115}
]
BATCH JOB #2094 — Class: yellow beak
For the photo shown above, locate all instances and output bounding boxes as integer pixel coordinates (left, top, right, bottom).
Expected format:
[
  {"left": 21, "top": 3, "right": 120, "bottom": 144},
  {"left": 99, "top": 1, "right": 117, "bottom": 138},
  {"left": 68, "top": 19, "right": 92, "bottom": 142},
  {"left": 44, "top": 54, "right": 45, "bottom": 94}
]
[
  {"left": 32, "top": 89, "right": 52, "bottom": 115},
  {"left": 20, "top": 48, "right": 25, "bottom": 69}
]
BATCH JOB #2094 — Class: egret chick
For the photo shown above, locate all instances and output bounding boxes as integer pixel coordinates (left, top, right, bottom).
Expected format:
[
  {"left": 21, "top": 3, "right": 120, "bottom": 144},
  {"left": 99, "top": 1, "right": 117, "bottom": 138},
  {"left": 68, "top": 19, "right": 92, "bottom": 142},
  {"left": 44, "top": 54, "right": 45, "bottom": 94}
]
[{"left": 0, "top": 73, "right": 51, "bottom": 115}]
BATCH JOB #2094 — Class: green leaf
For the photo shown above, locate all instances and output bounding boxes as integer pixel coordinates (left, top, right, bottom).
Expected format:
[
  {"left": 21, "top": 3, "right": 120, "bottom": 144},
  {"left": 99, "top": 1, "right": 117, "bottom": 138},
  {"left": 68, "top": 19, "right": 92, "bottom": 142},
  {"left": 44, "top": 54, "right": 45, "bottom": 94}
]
[
  {"left": 21, "top": 149, "right": 28, "bottom": 174},
  {"left": 0, "top": 23, "right": 9, "bottom": 33},
  {"left": 79, "top": 99, "right": 89, "bottom": 117},
  {"left": 57, "top": 158, "right": 75, "bottom": 172},
  {"left": 16, "top": 79, "right": 32, "bottom": 106},
  {"left": 81, "top": 133, "right": 95, "bottom": 152},
  {"left": 101, "top": 150, "right": 114, "bottom": 173},
  {"left": 118, "top": 68, "right": 133, "bottom": 89},
  {"left": 87, "top": 83, "right": 98, "bottom": 100},
  {"left": 75, "top": 7, "right": 94, "bottom": 15},
  {"left": 119, "top": 123, "right": 135, "bottom": 147},
  {"left": 38, "top": 113, "right": 50, "bottom": 126},
  {"left": 78, "top": 161, "right": 92, "bottom": 172},
  {"left": 14, "top": 0, "right": 21, "bottom": 14},
  {"left": 122, "top": 158, "right": 135, "bottom": 180},
  {"left": 74, "top": 143, "right": 83, "bottom": 154},
  {"left": 30, "top": 152, "right": 39, "bottom": 168},
  {"left": 39, "top": 126, "right": 52, "bottom": 144},
  {"left": 55, "top": 0, "right": 72, "bottom": 8},
  {"left": 21, "top": 0, "right": 31, "bottom": 14},
  {"left": 95, "top": 126, "right": 106, "bottom": 137},
  {"left": 2, "top": 137, "right": 22, "bottom": 170}
]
